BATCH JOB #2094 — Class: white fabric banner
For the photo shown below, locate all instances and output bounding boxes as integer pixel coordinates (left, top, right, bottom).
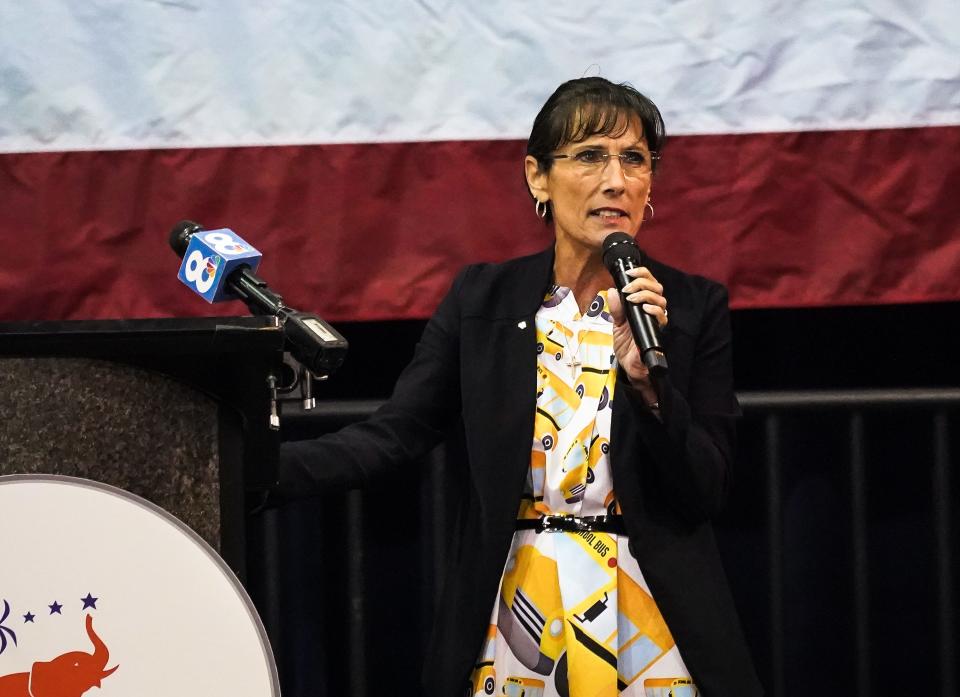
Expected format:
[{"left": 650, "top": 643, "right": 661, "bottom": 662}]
[{"left": 1, "top": 0, "right": 958, "bottom": 152}]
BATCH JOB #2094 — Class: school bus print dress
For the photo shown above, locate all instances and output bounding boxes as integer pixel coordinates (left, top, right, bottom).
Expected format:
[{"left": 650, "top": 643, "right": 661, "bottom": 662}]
[{"left": 468, "top": 287, "right": 698, "bottom": 697}]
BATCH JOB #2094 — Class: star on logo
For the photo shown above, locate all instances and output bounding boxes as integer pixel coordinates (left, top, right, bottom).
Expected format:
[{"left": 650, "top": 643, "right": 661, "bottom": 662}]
[
  {"left": 23, "top": 612, "right": 35, "bottom": 623},
  {"left": 48, "top": 601, "right": 63, "bottom": 615},
  {"left": 81, "top": 593, "right": 98, "bottom": 610}
]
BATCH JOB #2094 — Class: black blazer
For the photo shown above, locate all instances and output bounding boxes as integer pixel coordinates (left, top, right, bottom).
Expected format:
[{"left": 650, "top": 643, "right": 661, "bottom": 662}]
[{"left": 280, "top": 246, "right": 763, "bottom": 697}]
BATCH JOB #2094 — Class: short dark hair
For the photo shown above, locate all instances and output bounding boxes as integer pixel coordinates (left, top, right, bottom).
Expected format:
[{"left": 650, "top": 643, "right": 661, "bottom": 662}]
[{"left": 525, "top": 77, "right": 666, "bottom": 220}]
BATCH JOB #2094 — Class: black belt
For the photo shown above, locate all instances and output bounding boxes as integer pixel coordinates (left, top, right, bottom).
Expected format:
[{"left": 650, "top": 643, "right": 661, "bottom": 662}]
[{"left": 515, "top": 514, "right": 627, "bottom": 535}]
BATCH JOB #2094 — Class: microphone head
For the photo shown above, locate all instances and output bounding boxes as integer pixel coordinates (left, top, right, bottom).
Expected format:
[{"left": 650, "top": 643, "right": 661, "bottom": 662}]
[
  {"left": 168, "top": 220, "right": 203, "bottom": 258},
  {"left": 601, "top": 231, "right": 642, "bottom": 270}
]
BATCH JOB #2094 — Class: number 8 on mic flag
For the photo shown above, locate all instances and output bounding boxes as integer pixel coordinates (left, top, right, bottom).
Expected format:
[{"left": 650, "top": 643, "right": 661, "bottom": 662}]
[{"left": 176, "top": 229, "right": 262, "bottom": 303}]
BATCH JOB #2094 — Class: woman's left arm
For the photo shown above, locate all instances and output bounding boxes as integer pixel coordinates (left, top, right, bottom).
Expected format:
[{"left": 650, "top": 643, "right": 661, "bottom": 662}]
[{"left": 611, "top": 279, "right": 739, "bottom": 521}]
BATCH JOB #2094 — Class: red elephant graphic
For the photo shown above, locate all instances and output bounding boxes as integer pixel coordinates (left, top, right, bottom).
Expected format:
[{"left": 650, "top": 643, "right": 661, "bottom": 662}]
[{"left": 0, "top": 614, "right": 118, "bottom": 697}]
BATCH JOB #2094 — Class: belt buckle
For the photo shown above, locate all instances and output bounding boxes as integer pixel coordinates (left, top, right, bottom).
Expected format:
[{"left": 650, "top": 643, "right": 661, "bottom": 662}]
[
  {"left": 539, "top": 515, "right": 562, "bottom": 532},
  {"left": 541, "top": 514, "right": 591, "bottom": 533}
]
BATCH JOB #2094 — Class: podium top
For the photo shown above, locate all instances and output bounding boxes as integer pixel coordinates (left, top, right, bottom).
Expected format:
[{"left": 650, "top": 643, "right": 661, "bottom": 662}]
[{"left": 0, "top": 316, "right": 284, "bottom": 357}]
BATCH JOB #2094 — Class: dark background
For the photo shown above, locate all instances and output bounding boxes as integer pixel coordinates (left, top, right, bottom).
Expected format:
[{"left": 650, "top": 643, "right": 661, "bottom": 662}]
[
  {"left": 299, "top": 301, "right": 960, "bottom": 398},
  {"left": 256, "top": 300, "right": 960, "bottom": 697}
]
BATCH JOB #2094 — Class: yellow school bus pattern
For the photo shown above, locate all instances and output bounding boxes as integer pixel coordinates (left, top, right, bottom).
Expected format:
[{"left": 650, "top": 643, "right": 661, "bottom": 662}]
[{"left": 468, "top": 288, "right": 699, "bottom": 697}]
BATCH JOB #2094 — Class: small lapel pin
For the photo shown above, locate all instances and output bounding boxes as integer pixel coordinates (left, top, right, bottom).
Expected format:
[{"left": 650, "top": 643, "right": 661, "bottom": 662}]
[{"left": 517, "top": 321, "right": 527, "bottom": 329}]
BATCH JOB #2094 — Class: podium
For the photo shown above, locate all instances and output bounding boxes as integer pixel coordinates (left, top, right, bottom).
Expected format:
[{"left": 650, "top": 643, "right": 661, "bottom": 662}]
[{"left": 0, "top": 316, "right": 285, "bottom": 579}]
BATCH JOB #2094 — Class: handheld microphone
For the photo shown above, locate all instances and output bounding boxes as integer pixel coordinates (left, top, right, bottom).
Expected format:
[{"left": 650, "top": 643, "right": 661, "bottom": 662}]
[
  {"left": 602, "top": 231, "right": 668, "bottom": 376},
  {"left": 169, "top": 221, "right": 348, "bottom": 375}
]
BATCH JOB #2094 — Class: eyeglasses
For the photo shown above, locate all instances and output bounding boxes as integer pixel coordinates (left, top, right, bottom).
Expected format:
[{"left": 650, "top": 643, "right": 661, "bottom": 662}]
[{"left": 550, "top": 148, "right": 659, "bottom": 177}]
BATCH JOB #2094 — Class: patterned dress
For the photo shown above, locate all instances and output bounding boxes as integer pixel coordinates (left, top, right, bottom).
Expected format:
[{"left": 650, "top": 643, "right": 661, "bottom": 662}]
[{"left": 468, "top": 287, "right": 698, "bottom": 697}]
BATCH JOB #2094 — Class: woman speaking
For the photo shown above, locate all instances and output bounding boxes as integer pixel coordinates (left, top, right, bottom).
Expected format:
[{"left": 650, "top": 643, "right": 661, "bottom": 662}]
[{"left": 278, "top": 77, "right": 762, "bottom": 697}]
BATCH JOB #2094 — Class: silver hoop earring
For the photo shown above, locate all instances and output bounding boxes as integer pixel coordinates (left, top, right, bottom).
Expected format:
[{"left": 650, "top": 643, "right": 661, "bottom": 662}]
[
  {"left": 645, "top": 200, "right": 655, "bottom": 220},
  {"left": 536, "top": 199, "right": 548, "bottom": 219}
]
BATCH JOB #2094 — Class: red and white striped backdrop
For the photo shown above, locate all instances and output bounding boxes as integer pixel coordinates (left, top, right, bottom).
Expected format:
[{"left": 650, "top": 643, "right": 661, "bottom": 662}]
[{"left": 2, "top": 1, "right": 958, "bottom": 322}]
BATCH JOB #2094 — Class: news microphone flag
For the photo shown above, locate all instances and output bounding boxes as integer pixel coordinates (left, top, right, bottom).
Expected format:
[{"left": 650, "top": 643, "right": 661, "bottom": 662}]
[{"left": 176, "top": 228, "right": 262, "bottom": 303}]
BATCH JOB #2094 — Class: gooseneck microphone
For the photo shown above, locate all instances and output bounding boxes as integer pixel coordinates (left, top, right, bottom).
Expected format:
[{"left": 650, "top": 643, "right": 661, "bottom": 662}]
[
  {"left": 169, "top": 220, "right": 348, "bottom": 375},
  {"left": 602, "top": 231, "right": 668, "bottom": 376}
]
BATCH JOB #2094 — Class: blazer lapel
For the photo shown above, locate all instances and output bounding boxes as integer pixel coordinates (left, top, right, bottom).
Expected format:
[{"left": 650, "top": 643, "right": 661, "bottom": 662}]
[{"left": 463, "top": 247, "right": 555, "bottom": 518}]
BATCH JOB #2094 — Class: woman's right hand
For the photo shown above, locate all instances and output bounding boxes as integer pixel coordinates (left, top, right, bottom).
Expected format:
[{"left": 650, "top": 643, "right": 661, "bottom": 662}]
[{"left": 607, "top": 266, "right": 667, "bottom": 406}]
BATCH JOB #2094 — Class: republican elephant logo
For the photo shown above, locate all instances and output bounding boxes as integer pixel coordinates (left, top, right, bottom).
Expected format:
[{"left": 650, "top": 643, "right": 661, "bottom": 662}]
[{"left": 0, "top": 614, "right": 118, "bottom": 697}]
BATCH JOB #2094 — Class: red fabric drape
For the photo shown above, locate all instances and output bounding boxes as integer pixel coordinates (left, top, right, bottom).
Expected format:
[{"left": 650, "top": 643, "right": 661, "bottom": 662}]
[{"left": 2, "top": 126, "right": 958, "bottom": 322}]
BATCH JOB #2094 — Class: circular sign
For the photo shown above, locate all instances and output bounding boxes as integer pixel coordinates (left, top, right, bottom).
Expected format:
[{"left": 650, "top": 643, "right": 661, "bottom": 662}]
[{"left": 0, "top": 475, "right": 280, "bottom": 697}]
